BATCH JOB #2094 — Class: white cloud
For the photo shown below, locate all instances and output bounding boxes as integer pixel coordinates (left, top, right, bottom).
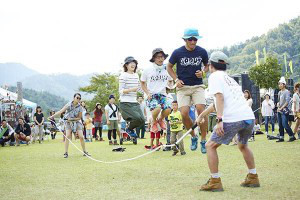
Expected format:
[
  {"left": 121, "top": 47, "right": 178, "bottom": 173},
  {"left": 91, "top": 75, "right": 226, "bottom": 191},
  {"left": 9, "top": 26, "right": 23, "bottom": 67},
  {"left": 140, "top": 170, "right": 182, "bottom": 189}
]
[{"left": 0, "top": 0, "right": 299, "bottom": 75}]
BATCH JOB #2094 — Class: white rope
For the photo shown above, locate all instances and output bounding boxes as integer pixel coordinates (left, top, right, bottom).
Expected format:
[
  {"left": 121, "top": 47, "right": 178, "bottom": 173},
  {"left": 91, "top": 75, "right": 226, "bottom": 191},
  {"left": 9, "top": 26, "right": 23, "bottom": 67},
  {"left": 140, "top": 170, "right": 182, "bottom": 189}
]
[{"left": 63, "top": 126, "right": 194, "bottom": 164}]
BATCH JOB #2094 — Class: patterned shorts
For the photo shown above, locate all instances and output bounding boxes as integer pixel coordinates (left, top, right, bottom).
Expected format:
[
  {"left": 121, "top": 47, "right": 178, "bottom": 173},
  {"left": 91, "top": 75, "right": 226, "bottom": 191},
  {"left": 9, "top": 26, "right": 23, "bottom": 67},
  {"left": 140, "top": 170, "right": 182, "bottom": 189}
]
[
  {"left": 146, "top": 94, "right": 172, "bottom": 111},
  {"left": 210, "top": 120, "right": 254, "bottom": 145}
]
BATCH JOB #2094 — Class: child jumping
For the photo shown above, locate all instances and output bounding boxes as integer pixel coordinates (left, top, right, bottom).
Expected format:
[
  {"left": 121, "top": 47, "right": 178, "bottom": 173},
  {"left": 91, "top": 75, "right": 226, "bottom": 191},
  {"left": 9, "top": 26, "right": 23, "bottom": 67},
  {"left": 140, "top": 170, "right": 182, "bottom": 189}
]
[
  {"left": 168, "top": 100, "right": 186, "bottom": 156},
  {"left": 141, "top": 48, "right": 173, "bottom": 134}
]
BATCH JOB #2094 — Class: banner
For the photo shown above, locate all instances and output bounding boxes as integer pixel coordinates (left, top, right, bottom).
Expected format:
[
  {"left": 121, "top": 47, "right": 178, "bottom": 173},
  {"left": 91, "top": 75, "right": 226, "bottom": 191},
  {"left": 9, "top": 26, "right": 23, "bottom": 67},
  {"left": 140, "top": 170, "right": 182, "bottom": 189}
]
[
  {"left": 289, "top": 60, "right": 293, "bottom": 74},
  {"left": 263, "top": 47, "right": 267, "bottom": 62},
  {"left": 284, "top": 53, "right": 287, "bottom": 73},
  {"left": 255, "top": 50, "right": 259, "bottom": 65}
]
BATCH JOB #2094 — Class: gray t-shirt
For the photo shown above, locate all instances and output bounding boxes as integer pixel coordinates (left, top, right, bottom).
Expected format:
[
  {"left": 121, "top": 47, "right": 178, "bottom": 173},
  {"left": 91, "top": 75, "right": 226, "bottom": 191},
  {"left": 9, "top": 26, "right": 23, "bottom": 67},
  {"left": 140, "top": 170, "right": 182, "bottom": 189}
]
[
  {"left": 278, "top": 90, "right": 291, "bottom": 108},
  {"left": 64, "top": 101, "right": 83, "bottom": 121}
]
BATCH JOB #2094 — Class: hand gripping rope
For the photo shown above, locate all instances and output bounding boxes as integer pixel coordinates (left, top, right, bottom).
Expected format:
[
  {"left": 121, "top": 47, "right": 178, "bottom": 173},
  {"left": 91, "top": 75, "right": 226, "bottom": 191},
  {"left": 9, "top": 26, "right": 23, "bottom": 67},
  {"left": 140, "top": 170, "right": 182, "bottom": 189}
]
[{"left": 57, "top": 120, "right": 198, "bottom": 164}]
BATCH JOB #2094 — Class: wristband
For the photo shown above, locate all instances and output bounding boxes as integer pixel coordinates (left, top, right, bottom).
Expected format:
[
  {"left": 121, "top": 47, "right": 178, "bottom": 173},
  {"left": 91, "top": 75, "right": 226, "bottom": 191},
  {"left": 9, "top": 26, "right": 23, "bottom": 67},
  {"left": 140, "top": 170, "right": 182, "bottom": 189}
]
[{"left": 174, "top": 78, "right": 178, "bottom": 82}]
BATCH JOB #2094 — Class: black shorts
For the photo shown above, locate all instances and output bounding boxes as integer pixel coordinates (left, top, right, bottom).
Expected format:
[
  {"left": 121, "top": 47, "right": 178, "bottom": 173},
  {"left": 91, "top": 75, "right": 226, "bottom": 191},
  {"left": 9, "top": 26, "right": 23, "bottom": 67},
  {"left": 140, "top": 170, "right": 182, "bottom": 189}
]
[{"left": 288, "top": 115, "right": 295, "bottom": 122}]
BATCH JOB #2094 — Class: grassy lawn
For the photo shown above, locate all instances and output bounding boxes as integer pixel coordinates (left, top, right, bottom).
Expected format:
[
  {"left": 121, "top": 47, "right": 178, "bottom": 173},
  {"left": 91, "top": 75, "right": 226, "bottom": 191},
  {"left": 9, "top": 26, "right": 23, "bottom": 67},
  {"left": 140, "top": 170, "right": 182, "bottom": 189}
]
[{"left": 1, "top": 131, "right": 299, "bottom": 200}]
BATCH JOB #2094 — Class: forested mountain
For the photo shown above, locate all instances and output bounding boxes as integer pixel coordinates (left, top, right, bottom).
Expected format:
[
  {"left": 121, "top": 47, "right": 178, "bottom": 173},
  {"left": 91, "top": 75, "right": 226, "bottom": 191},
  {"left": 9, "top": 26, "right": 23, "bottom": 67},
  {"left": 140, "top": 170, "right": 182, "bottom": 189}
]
[
  {"left": 8, "top": 86, "right": 67, "bottom": 114},
  {"left": 213, "top": 16, "right": 300, "bottom": 77},
  {"left": 0, "top": 63, "right": 93, "bottom": 99}
]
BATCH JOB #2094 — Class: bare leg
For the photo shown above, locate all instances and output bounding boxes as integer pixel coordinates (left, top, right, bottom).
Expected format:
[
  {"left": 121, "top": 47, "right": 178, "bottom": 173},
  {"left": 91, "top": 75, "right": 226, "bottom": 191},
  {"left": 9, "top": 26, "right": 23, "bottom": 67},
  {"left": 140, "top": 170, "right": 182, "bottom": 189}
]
[
  {"left": 156, "top": 138, "right": 159, "bottom": 146},
  {"left": 150, "top": 138, "right": 154, "bottom": 147},
  {"left": 77, "top": 130, "right": 86, "bottom": 152},
  {"left": 180, "top": 106, "right": 196, "bottom": 137},
  {"left": 206, "top": 140, "right": 221, "bottom": 173},
  {"left": 238, "top": 143, "right": 255, "bottom": 169},
  {"left": 64, "top": 130, "right": 72, "bottom": 153},
  {"left": 151, "top": 108, "right": 161, "bottom": 121},
  {"left": 195, "top": 104, "right": 208, "bottom": 141},
  {"left": 14, "top": 133, "right": 20, "bottom": 145},
  {"left": 293, "top": 119, "right": 300, "bottom": 135},
  {"left": 158, "top": 108, "right": 171, "bottom": 121}
]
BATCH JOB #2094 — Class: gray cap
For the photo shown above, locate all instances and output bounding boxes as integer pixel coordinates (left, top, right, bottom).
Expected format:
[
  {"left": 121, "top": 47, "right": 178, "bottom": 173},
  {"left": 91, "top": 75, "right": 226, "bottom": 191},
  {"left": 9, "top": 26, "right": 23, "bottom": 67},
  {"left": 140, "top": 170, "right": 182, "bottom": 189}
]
[
  {"left": 150, "top": 48, "right": 168, "bottom": 62},
  {"left": 209, "top": 51, "right": 229, "bottom": 65}
]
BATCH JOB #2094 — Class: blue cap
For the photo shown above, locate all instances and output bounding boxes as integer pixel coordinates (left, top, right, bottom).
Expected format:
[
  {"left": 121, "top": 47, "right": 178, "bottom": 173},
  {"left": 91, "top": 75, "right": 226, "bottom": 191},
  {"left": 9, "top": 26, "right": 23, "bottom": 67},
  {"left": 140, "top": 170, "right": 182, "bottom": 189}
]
[
  {"left": 109, "top": 94, "right": 115, "bottom": 99},
  {"left": 182, "top": 28, "right": 202, "bottom": 39}
]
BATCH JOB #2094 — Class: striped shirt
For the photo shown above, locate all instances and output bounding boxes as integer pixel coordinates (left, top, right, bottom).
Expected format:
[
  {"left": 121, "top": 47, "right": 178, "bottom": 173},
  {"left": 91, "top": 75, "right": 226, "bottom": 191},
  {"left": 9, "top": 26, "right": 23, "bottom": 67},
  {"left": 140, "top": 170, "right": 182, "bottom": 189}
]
[{"left": 119, "top": 72, "right": 140, "bottom": 103}]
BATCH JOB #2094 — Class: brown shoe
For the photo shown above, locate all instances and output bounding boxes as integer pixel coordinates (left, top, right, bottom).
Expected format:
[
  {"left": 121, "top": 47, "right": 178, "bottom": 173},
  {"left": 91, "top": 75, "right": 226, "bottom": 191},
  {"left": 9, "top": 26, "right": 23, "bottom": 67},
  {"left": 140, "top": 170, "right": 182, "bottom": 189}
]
[
  {"left": 109, "top": 140, "right": 113, "bottom": 145},
  {"left": 240, "top": 173, "right": 260, "bottom": 187},
  {"left": 100, "top": 138, "right": 104, "bottom": 141},
  {"left": 200, "top": 177, "right": 224, "bottom": 192}
]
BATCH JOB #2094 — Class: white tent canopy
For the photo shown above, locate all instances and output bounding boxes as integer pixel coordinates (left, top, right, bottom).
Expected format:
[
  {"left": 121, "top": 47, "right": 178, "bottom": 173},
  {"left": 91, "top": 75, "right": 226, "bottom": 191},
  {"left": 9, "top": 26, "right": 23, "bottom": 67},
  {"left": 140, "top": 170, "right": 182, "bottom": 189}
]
[{"left": 0, "top": 87, "right": 37, "bottom": 109}]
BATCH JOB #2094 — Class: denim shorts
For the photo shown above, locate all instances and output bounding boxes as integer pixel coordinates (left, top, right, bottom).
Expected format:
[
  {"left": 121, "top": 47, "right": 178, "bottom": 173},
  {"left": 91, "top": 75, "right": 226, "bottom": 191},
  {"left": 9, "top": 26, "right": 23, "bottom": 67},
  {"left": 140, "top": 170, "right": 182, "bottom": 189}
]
[
  {"left": 210, "top": 120, "right": 254, "bottom": 145},
  {"left": 146, "top": 94, "right": 172, "bottom": 111}
]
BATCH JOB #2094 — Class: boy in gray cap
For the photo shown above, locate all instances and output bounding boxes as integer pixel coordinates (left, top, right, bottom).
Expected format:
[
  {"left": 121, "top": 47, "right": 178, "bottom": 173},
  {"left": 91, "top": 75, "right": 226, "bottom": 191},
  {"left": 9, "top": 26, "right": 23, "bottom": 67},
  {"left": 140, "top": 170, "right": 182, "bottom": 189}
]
[{"left": 196, "top": 51, "right": 259, "bottom": 192}]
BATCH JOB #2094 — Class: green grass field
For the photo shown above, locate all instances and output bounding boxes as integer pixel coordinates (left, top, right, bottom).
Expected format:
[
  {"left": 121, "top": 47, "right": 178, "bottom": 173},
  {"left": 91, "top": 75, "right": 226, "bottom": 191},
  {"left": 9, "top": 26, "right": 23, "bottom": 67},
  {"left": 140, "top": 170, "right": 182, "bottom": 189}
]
[{"left": 1, "top": 132, "right": 299, "bottom": 200}]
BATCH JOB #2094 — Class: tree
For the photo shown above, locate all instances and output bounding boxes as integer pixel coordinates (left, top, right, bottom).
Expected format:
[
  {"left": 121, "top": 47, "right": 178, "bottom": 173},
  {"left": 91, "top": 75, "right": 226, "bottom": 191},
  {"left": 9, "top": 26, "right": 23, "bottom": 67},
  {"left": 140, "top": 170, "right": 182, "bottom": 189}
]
[
  {"left": 80, "top": 73, "right": 119, "bottom": 111},
  {"left": 249, "top": 56, "right": 282, "bottom": 89}
]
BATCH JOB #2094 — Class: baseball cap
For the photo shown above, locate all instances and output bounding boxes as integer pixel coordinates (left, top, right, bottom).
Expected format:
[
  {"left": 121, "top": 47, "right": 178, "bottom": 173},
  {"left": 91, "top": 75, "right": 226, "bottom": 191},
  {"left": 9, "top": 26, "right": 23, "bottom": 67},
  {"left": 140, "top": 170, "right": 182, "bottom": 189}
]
[
  {"left": 182, "top": 28, "right": 202, "bottom": 39},
  {"left": 150, "top": 48, "right": 168, "bottom": 62},
  {"left": 209, "top": 51, "right": 229, "bottom": 65},
  {"left": 109, "top": 94, "right": 115, "bottom": 99}
]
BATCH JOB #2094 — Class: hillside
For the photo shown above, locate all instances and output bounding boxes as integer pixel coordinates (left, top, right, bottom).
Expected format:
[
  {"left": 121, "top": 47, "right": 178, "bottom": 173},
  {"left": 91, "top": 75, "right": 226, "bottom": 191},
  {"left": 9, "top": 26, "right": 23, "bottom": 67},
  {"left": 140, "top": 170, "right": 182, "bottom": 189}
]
[
  {"left": 0, "top": 63, "right": 93, "bottom": 99},
  {"left": 0, "top": 63, "right": 39, "bottom": 85},
  {"left": 215, "top": 16, "right": 300, "bottom": 76},
  {"left": 8, "top": 86, "right": 67, "bottom": 113}
]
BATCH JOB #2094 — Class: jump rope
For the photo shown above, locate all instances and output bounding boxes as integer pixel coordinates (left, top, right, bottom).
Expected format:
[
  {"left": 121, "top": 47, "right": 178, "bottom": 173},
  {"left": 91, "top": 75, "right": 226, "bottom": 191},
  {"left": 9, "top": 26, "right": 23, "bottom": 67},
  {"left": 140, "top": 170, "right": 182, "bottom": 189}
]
[{"left": 50, "top": 119, "right": 198, "bottom": 164}]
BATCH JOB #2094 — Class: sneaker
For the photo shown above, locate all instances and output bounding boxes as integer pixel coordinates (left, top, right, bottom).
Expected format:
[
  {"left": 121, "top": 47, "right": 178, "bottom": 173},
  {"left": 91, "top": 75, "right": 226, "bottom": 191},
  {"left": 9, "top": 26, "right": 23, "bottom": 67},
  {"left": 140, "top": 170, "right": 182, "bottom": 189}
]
[
  {"left": 240, "top": 173, "right": 260, "bottom": 187},
  {"left": 100, "top": 138, "right": 104, "bottom": 141},
  {"left": 83, "top": 151, "right": 91, "bottom": 157},
  {"left": 287, "top": 137, "right": 296, "bottom": 142},
  {"left": 151, "top": 121, "right": 159, "bottom": 133},
  {"left": 181, "top": 151, "right": 186, "bottom": 156},
  {"left": 200, "top": 140, "right": 207, "bottom": 154},
  {"left": 163, "top": 147, "right": 172, "bottom": 151},
  {"left": 109, "top": 140, "right": 113, "bottom": 145},
  {"left": 158, "top": 119, "right": 166, "bottom": 130},
  {"left": 113, "top": 140, "right": 119, "bottom": 145},
  {"left": 190, "top": 136, "right": 198, "bottom": 151},
  {"left": 172, "top": 151, "right": 178, "bottom": 156},
  {"left": 151, "top": 145, "right": 160, "bottom": 151},
  {"left": 200, "top": 177, "right": 224, "bottom": 192},
  {"left": 63, "top": 152, "right": 68, "bottom": 158},
  {"left": 276, "top": 139, "right": 284, "bottom": 142}
]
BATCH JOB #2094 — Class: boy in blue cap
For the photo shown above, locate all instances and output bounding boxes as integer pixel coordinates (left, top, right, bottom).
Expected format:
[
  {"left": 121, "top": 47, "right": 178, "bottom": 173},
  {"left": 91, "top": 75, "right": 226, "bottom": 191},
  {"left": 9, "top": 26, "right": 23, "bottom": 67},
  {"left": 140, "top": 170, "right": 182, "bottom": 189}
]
[{"left": 167, "top": 28, "right": 209, "bottom": 153}]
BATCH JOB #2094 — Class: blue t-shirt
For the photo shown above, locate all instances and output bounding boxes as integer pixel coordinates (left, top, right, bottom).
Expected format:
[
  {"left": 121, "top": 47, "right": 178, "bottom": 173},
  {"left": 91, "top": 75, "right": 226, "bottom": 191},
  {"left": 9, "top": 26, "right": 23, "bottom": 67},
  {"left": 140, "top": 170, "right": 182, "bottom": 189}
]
[{"left": 169, "top": 46, "right": 208, "bottom": 86}]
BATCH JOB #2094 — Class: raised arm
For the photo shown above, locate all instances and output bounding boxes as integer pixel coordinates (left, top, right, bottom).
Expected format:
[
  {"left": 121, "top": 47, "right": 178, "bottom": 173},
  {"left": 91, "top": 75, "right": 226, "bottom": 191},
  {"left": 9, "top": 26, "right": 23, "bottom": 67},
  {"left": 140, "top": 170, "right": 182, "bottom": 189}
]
[{"left": 49, "top": 104, "right": 68, "bottom": 119}]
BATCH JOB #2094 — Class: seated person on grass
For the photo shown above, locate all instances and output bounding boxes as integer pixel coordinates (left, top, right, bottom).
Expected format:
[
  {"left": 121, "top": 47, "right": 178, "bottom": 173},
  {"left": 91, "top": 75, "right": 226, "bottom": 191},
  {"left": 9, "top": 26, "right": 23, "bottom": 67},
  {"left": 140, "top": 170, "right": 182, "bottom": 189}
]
[
  {"left": 14, "top": 117, "right": 32, "bottom": 146},
  {"left": 0, "top": 119, "right": 15, "bottom": 147}
]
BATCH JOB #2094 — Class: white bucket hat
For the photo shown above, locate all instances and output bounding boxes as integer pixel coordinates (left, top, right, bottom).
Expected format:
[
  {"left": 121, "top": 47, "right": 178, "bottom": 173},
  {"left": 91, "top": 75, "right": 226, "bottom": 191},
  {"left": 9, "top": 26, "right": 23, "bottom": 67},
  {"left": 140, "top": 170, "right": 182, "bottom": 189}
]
[{"left": 278, "top": 76, "right": 286, "bottom": 85}]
